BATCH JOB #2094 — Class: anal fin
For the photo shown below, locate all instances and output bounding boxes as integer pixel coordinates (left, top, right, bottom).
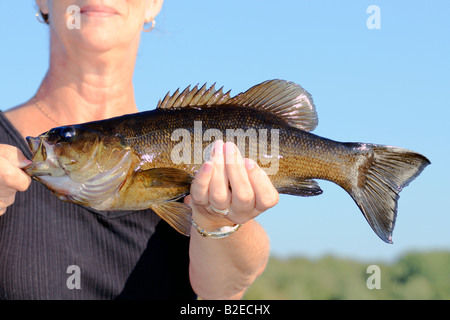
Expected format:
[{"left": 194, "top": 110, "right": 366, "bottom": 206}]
[{"left": 276, "top": 179, "right": 323, "bottom": 197}]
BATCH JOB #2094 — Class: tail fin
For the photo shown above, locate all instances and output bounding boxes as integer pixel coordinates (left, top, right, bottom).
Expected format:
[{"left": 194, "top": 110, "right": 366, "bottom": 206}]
[{"left": 344, "top": 144, "right": 430, "bottom": 243}]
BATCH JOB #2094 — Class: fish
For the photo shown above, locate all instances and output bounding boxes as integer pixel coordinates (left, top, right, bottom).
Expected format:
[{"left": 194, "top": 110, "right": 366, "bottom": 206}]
[{"left": 24, "top": 80, "right": 430, "bottom": 243}]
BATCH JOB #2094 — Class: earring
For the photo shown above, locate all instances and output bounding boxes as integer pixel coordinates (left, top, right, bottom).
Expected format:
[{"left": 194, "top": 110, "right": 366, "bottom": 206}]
[
  {"left": 35, "top": 10, "right": 48, "bottom": 24},
  {"left": 143, "top": 19, "right": 156, "bottom": 32}
]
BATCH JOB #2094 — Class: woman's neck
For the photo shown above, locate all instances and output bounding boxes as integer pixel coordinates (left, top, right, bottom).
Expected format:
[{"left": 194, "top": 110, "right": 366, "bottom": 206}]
[
  {"left": 35, "top": 29, "right": 141, "bottom": 125},
  {"left": 5, "top": 27, "right": 143, "bottom": 138},
  {"left": 36, "top": 69, "right": 138, "bottom": 125}
]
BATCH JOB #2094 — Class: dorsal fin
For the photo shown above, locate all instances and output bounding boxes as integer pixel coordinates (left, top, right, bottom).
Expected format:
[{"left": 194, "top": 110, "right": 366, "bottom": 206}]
[
  {"left": 157, "top": 79, "right": 318, "bottom": 132},
  {"left": 226, "top": 80, "right": 318, "bottom": 131},
  {"left": 157, "top": 83, "right": 232, "bottom": 109}
]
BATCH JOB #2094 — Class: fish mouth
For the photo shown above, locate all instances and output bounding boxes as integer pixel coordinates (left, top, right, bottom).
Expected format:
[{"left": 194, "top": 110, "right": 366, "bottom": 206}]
[
  {"left": 24, "top": 136, "right": 65, "bottom": 177},
  {"left": 26, "top": 136, "right": 41, "bottom": 155}
]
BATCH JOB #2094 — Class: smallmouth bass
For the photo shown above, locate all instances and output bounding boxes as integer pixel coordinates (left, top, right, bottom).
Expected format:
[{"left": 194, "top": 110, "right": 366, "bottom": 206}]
[{"left": 24, "top": 80, "right": 430, "bottom": 243}]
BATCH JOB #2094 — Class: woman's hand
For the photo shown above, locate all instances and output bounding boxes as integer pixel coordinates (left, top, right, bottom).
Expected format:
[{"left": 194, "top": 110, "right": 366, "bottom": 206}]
[
  {"left": 0, "top": 144, "right": 32, "bottom": 215},
  {"left": 185, "top": 140, "right": 279, "bottom": 228},
  {"left": 186, "top": 140, "right": 279, "bottom": 299}
]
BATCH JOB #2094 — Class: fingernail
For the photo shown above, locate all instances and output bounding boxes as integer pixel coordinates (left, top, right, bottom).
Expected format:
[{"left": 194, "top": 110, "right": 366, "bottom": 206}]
[
  {"left": 213, "top": 140, "right": 224, "bottom": 156},
  {"left": 225, "top": 142, "right": 236, "bottom": 154},
  {"left": 245, "top": 158, "right": 255, "bottom": 170},
  {"left": 202, "top": 161, "right": 213, "bottom": 173}
]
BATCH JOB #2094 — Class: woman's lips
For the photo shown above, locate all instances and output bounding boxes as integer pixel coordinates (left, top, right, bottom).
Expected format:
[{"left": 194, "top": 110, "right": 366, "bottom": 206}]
[{"left": 80, "top": 5, "right": 119, "bottom": 17}]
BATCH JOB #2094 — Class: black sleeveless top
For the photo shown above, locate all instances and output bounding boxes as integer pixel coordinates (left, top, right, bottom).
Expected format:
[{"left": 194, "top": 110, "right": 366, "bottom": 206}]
[{"left": 0, "top": 111, "right": 196, "bottom": 299}]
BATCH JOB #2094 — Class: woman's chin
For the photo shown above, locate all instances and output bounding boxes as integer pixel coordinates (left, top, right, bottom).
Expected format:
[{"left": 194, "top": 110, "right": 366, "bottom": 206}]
[{"left": 69, "top": 25, "right": 138, "bottom": 53}]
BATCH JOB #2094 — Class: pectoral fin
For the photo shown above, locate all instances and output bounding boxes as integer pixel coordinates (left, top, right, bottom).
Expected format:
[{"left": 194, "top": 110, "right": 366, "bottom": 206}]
[
  {"left": 136, "top": 168, "right": 194, "bottom": 188},
  {"left": 151, "top": 202, "right": 192, "bottom": 236}
]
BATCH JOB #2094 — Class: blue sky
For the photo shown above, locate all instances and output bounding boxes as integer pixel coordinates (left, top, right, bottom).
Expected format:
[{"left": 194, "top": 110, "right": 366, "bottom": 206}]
[{"left": 1, "top": 1, "right": 449, "bottom": 262}]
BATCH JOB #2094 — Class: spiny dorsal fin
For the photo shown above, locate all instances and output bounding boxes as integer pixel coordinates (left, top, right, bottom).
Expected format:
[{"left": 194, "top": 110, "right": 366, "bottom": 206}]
[
  {"left": 157, "top": 79, "right": 318, "bottom": 132},
  {"left": 157, "top": 83, "right": 232, "bottom": 109}
]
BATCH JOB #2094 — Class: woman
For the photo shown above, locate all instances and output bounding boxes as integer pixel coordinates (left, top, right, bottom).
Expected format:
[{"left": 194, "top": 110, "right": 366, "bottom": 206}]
[{"left": 0, "top": 0, "right": 278, "bottom": 299}]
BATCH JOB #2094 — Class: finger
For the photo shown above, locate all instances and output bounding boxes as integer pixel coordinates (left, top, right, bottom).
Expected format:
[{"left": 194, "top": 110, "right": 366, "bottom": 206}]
[
  {"left": 0, "top": 144, "right": 32, "bottom": 168},
  {"left": 189, "top": 161, "right": 213, "bottom": 206},
  {"left": 244, "top": 158, "right": 279, "bottom": 212},
  {"left": 0, "top": 157, "right": 32, "bottom": 192},
  {"left": 224, "top": 142, "right": 255, "bottom": 213},
  {"left": 209, "top": 140, "right": 231, "bottom": 210},
  {"left": 183, "top": 195, "right": 191, "bottom": 205},
  {"left": 0, "top": 191, "right": 17, "bottom": 216},
  {"left": 0, "top": 193, "right": 16, "bottom": 209}
]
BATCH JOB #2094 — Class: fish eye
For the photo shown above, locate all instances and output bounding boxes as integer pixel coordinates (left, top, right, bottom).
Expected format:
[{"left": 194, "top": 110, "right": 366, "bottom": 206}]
[{"left": 60, "top": 126, "right": 77, "bottom": 142}]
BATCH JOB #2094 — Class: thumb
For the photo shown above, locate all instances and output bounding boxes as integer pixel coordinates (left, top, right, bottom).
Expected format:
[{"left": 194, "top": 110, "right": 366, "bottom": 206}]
[{"left": 0, "top": 145, "right": 32, "bottom": 168}]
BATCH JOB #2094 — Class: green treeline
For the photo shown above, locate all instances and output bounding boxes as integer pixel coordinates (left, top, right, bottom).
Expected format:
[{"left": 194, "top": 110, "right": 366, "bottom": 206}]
[{"left": 243, "top": 251, "right": 450, "bottom": 300}]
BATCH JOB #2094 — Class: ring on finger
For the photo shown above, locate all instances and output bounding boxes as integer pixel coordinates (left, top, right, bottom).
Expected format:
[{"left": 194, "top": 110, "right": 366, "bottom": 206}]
[{"left": 209, "top": 204, "right": 230, "bottom": 216}]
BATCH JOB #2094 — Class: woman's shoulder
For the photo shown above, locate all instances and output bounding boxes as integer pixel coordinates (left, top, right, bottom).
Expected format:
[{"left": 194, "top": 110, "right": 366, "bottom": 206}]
[
  {"left": 3, "top": 103, "right": 52, "bottom": 138},
  {"left": 0, "top": 108, "right": 32, "bottom": 155}
]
